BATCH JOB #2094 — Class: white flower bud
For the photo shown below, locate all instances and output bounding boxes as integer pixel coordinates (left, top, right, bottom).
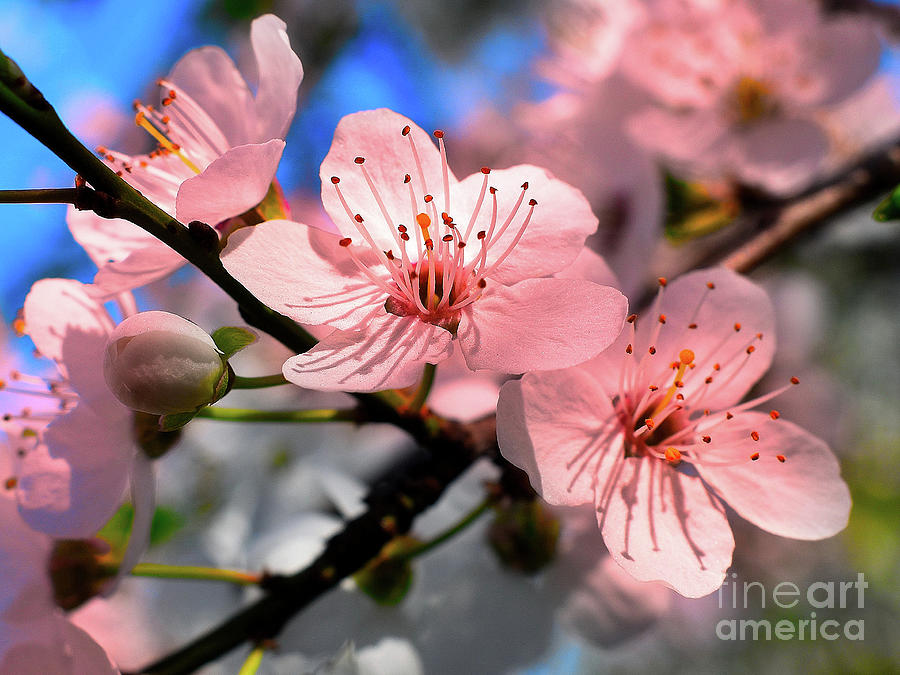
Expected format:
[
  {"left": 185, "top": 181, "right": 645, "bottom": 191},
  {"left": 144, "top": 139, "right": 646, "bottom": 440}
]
[{"left": 103, "top": 311, "right": 225, "bottom": 415}]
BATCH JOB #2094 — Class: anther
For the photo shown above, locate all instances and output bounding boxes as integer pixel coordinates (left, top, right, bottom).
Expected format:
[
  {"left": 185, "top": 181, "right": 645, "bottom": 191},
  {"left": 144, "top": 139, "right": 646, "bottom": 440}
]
[
  {"left": 424, "top": 194, "right": 433, "bottom": 203},
  {"left": 648, "top": 385, "right": 658, "bottom": 391},
  {"left": 354, "top": 156, "right": 365, "bottom": 164},
  {"left": 746, "top": 345, "right": 756, "bottom": 354},
  {"left": 707, "top": 282, "right": 716, "bottom": 289},
  {"left": 648, "top": 346, "right": 657, "bottom": 355},
  {"left": 705, "top": 376, "right": 713, "bottom": 384},
  {"left": 402, "top": 125, "right": 410, "bottom": 136},
  {"left": 625, "top": 344, "right": 633, "bottom": 354},
  {"left": 331, "top": 176, "right": 340, "bottom": 184},
  {"left": 478, "top": 278, "right": 487, "bottom": 288},
  {"left": 750, "top": 431, "right": 760, "bottom": 441},
  {"left": 756, "top": 332, "right": 763, "bottom": 339},
  {"left": 354, "top": 214, "right": 364, "bottom": 222},
  {"left": 433, "top": 130, "right": 444, "bottom": 138},
  {"left": 481, "top": 167, "right": 491, "bottom": 174},
  {"left": 688, "top": 323, "right": 698, "bottom": 329},
  {"left": 702, "top": 435, "right": 711, "bottom": 443},
  {"left": 521, "top": 182, "right": 529, "bottom": 190},
  {"left": 645, "top": 418, "right": 655, "bottom": 430},
  {"left": 734, "top": 323, "right": 741, "bottom": 332},
  {"left": 726, "top": 412, "right": 734, "bottom": 420},
  {"left": 442, "top": 234, "right": 453, "bottom": 242},
  {"left": 659, "top": 314, "right": 667, "bottom": 324},
  {"left": 4, "top": 477, "right": 16, "bottom": 490},
  {"left": 658, "top": 277, "right": 667, "bottom": 287},
  {"left": 769, "top": 410, "right": 780, "bottom": 420},
  {"left": 339, "top": 237, "right": 352, "bottom": 247},
  {"left": 528, "top": 198, "right": 537, "bottom": 206},
  {"left": 477, "top": 231, "right": 486, "bottom": 240},
  {"left": 790, "top": 377, "right": 800, "bottom": 385},
  {"left": 626, "top": 314, "right": 637, "bottom": 323},
  {"left": 404, "top": 174, "right": 411, "bottom": 184},
  {"left": 489, "top": 187, "right": 497, "bottom": 194},
  {"left": 776, "top": 455, "right": 786, "bottom": 463},
  {"left": 664, "top": 447, "right": 681, "bottom": 464},
  {"left": 750, "top": 452, "right": 760, "bottom": 461}
]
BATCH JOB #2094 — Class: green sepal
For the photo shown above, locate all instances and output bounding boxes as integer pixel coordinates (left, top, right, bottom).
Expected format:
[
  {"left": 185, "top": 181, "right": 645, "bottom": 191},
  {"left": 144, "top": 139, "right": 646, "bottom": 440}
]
[
  {"left": 354, "top": 535, "right": 420, "bottom": 606},
  {"left": 158, "top": 410, "right": 198, "bottom": 432},
  {"left": 255, "top": 181, "right": 290, "bottom": 221},
  {"left": 211, "top": 326, "right": 257, "bottom": 359},
  {"left": 487, "top": 499, "right": 561, "bottom": 575},
  {"left": 97, "top": 503, "right": 185, "bottom": 556},
  {"left": 873, "top": 185, "right": 900, "bottom": 222}
]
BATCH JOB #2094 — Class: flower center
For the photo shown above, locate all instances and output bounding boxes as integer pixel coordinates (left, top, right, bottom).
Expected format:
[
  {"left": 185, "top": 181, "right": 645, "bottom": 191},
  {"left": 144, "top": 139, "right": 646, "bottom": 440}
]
[
  {"left": 731, "top": 75, "right": 777, "bottom": 124},
  {"left": 329, "top": 127, "right": 538, "bottom": 334}
]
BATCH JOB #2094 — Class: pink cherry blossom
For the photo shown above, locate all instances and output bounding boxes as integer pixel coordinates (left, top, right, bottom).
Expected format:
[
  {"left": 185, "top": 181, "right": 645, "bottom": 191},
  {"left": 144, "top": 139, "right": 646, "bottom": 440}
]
[
  {"left": 0, "top": 447, "right": 119, "bottom": 674},
  {"left": 5, "top": 280, "right": 155, "bottom": 576},
  {"left": 497, "top": 267, "right": 851, "bottom": 597},
  {"left": 68, "top": 14, "right": 303, "bottom": 299},
  {"left": 222, "top": 108, "right": 628, "bottom": 392},
  {"left": 620, "top": 0, "right": 881, "bottom": 195}
]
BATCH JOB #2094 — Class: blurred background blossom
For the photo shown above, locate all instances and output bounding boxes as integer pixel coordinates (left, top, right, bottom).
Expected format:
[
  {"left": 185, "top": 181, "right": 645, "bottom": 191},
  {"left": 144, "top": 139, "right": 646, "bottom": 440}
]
[{"left": 1, "top": 0, "right": 899, "bottom": 673}]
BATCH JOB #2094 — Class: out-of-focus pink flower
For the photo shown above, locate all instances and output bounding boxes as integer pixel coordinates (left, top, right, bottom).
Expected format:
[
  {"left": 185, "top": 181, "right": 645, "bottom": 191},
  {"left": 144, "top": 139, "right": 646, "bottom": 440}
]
[
  {"left": 222, "top": 108, "right": 628, "bottom": 392},
  {"left": 0, "top": 449, "right": 119, "bottom": 674},
  {"left": 68, "top": 14, "right": 303, "bottom": 299},
  {"left": 621, "top": 0, "right": 881, "bottom": 195},
  {"left": 7, "top": 280, "right": 155, "bottom": 574},
  {"left": 497, "top": 268, "right": 851, "bottom": 597}
]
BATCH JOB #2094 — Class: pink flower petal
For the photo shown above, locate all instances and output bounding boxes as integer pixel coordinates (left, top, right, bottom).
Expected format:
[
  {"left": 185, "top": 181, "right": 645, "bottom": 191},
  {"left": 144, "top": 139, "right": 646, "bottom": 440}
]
[
  {"left": 590, "top": 267, "right": 775, "bottom": 411},
  {"left": 249, "top": 14, "right": 305, "bottom": 141},
  {"left": 90, "top": 243, "right": 186, "bottom": 301},
  {"left": 282, "top": 313, "right": 453, "bottom": 392},
  {"left": 459, "top": 277, "right": 627, "bottom": 373},
  {"left": 694, "top": 412, "right": 851, "bottom": 540},
  {"left": 114, "top": 454, "right": 156, "bottom": 580},
  {"left": 23, "top": 279, "right": 115, "bottom": 409},
  {"left": 497, "top": 369, "right": 620, "bottom": 506},
  {"left": 0, "top": 619, "right": 118, "bottom": 675},
  {"left": 451, "top": 164, "right": 599, "bottom": 285},
  {"left": 320, "top": 109, "right": 452, "bottom": 252},
  {"left": 598, "top": 457, "right": 734, "bottom": 597},
  {"left": 222, "top": 219, "right": 385, "bottom": 330},
  {"left": 175, "top": 139, "right": 285, "bottom": 227},
  {"left": 67, "top": 208, "right": 159, "bottom": 268},
  {"left": 168, "top": 45, "right": 254, "bottom": 147},
  {"left": 20, "top": 403, "right": 133, "bottom": 538},
  {"left": 553, "top": 247, "right": 620, "bottom": 288},
  {"left": 731, "top": 118, "right": 829, "bottom": 196}
]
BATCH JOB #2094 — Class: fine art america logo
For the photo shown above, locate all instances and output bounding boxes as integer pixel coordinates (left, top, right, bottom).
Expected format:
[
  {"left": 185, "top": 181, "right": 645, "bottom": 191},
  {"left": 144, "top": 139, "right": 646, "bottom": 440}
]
[{"left": 716, "top": 573, "right": 868, "bottom": 641}]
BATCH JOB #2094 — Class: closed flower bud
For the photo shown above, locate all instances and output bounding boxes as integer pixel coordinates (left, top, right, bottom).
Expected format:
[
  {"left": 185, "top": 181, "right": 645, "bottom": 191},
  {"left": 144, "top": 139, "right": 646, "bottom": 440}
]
[{"left": 103, "top": 311, "right": 225, "bottom": 415}]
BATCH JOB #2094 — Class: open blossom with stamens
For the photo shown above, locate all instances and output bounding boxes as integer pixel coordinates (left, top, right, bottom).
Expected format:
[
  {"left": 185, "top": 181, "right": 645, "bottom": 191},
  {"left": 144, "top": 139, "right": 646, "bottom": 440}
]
[
  {"left": 222, "top": 108, "right": 628, "bottom": 392},
  {"left": 620, "top": 0, "right": 880, "bottom": 195},
  {"left": 497, "top": 268, "right": 851, "bottom": 597},
  {"left": 68, "top": 14, "right": 303, "bottom": 299},
  {"left": 3, "top": 280, "right": 156, "bottom": 576}
]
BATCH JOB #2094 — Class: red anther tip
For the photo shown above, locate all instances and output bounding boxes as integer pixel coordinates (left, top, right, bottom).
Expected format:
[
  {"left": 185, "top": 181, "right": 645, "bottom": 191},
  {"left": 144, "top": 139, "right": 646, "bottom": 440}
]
[
  {"left": 404, "top": 174, "right": 411, "bottom": 183},
  {"left": 776, "top": 454, "right": 786, "bottom": 463},
  {"left": 645, "top": 418, "right": 655, "bottom": 430},
  {"left": 397, "top": 224, "right": 407, "bottom": 232},
  {"left": 790, "top": 376, "right": 800, "bottom": 385},
  {"left": 705, "top": 376, "right": 713, "bottom": 384},
  {"left": 713, "top": 363, "right": 721, "bottom": 370},
  {"left": 425, "top": 239, "right": 434, "bottom": 250},
  {"left": 481, "top": 167, "right": 491, "bottom": 174},
  {"left": 478, "top": 278, "right": 487, "bottom": 288},
  {"left": 726, "top": 412, "right": 734, "bottom": 420},
  {"left": 750, "top": 431, "right": 760, "bottom": 441},
  {"left": 702, "top": 435, "right": 711, "bottom": 443},
  {"left": 528, "top": 198, "right": 538, "bottom": 206},
  {"left": 657, "top": 277, "right": 667, "bottom": 287},
  {"left": 477, "top": 231, "right": 486, "bottom": 240},
  {"left": 750, "top": 452, "right": 760, "bottom": 461},
  {"left": 658, "top": 314, "right": 667, "bottom": 324},
  {"left": 625, "top": 344, "right": 633, "bottom": 354},
  {"left": 648, "top": 346, "right": 657, "bottom": 355},
  {"left": 521, "top": 182, "right": 529, "bottom": 189},
  {"left": 339, "top": 237, "right": 352, "bottom": 247},
  {"left": 402, "top": 125, "right": 410, "bottom": 136},
  {"left": 734, "top": 322, "right": 742, "bottom": 331},
  {"left": 354, "top": 156, "right": 365, "bottom": 164},
  {"left": 648, "top": 385, "right": 658, "bottom": 391},
  {"left": 489, "top": 186, "right": 497, "bottom": 194},
  {"left": 676, "top": 393, "right": 684, "bottom": 400},
  {"left": 706, "top": 281, "right": 716, "bottom": 289},
  {"left": 433, "top": 129, "right": 444, "bottom": 138},
  {"left": 769, "top": 410, "right": 780, "bottom": 420},
  {"left": 442, "top": 234, "right": 453, "bottom": 242},
  {"left": 746, "top": 345, "right": 756, "bottom": 354},
  {"left": 400, "top": 233, "right": 410, "bottom": 241},
  {"left": 330, "top": 176, "right": 340, "bottom": 184},
  {"left": 385, "top": 250, "right": 395, "bottom": 260},
  {"left": 458, "top": 241, "right": 466, "bottom": 248},
  {"left": 756, "top": 332, "right": 763, "bottom": 339},
  {"left": 626, "top": 314, "right": 637, "bottom": 323},
  {"left": 4, "top": 477, "right": 17, "bottom": 490},
  {"left": 424, "top": 194, "right": 433, "bottom": 203},
  {"left": 688, "top": 323, "right": 698, "bottom": 329},
  {"left": 354, "top": 214, "right": 364, "bottom": 222}
]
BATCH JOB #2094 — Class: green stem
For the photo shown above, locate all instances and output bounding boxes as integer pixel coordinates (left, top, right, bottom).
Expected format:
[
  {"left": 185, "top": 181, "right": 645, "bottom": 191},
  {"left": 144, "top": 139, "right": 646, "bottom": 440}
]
[
  {"left": 231, "top": 373, "right": 289, "bottom": 389},
  {"left": 128, "top": 563, "right": 261, "bottom": 586},
  {"left": 397, "top": 497, "right": 492, "bottom": 560},
  {"left": 237, "top": 646, "right": 265, "bottom": 675},
  {"left": 408, "top": 362, "right": 437, "bottom": 412},
  {"left": 195, "top": 406, "right": 358, "bottom": 424},
  {"left": 0, "top": 188, "right": 78, "bottom": 203}
]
